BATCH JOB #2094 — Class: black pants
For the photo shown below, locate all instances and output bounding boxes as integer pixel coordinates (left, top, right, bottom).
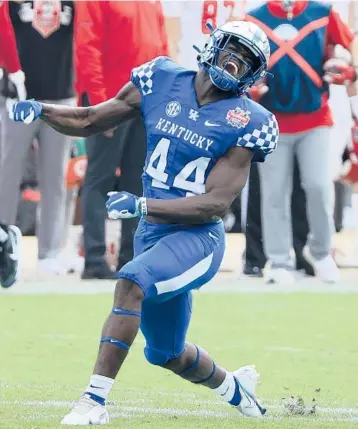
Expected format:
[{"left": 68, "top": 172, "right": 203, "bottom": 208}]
[
  {"left": 245, "top": 158, "right": 312, "bottom": 272},
  {"left": 81, "top": 113, "right": 146, "bottom": 269}
]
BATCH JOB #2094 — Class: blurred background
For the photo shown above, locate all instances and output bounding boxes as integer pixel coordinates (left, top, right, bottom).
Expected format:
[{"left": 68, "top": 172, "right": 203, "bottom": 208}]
[{"left": 0, "top": 0, "right": 358, "bottom": 284}]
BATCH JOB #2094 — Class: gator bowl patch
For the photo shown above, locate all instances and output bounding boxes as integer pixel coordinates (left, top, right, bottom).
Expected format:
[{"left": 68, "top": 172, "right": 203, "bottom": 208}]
[{"left": 226, "top": 107, "right": 251, "bottom": 129}]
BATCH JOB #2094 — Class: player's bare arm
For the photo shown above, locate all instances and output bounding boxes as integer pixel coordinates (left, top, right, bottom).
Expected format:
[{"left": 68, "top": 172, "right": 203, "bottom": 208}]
[
  {"left": 40, "top": 82, "right": 141, "bottom": 137},
  {"left": 146, "top": 146, "right": 253, "bottom": 224}
]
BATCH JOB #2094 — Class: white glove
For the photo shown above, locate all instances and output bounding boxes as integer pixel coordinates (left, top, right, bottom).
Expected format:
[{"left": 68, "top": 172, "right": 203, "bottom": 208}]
[
  {"left": 8, "top": 70, "right": 27, "bottom": 101},
  {"left": 323, "top": 58, "right": 356, "bottom": 85}
]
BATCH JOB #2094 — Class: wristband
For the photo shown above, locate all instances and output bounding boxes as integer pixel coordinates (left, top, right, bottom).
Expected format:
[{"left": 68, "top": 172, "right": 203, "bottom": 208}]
[{"left": 138, "top": 197, "right": 148, "bottom": 217}]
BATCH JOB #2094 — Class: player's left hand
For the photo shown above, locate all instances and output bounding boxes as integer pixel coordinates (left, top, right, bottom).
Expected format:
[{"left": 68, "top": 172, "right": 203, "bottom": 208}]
[
  {"left": 323, "top": 58, "right": 356, "bottom": 85},
  {"left": 105, "top": 191, "right": 147, "bottom": 219}
]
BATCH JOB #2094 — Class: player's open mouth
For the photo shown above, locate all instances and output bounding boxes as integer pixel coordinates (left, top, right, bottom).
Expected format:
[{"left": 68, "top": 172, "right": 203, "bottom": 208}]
[
  {"left": 225, "top": 61, "right": 239, "bottom": 76},
  {"left": 220, "top": 56, "right": 245, "bottom": 78}
]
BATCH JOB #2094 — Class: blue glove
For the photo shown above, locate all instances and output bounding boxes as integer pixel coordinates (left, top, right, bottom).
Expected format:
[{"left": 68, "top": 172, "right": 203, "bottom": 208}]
[
  {"left": 9, "top": 99, "right": 42, "bottom": 124},
  {"left": 105, "top": 191, "right": 147, "bottom": 219}
]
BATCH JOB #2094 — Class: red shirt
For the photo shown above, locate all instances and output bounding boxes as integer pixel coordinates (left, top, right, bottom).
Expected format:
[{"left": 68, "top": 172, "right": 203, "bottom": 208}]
[
  {"left": 0, "top": 1, "right": 21, "bottom": 73},
  {"left": 74, "top": 0, "right": 169, "bottom": 106},
  {"left": 266, "top": 1, "right": 354, "bottom": 134}
]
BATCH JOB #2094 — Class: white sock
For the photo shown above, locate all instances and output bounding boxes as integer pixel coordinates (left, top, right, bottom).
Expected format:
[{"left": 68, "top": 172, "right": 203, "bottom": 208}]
[
  {"left": 213, "top": 371, "right": 241, "bottom": 406},
  {"left": 0, "top": 227, "right": 8, "bottom": 243},
  {"left": 85, "top": 374, "right": 114, "bottom": 404}
]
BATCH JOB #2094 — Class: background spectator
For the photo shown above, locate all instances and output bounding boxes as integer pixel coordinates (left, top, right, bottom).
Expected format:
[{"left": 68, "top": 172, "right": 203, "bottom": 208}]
[
  {"left": 0, "top": 0, "right": 76, "bottom": 276},
  {"left": 247, "top": 0, "right": 358, "bottom": 284},
  {"left": 75, "top": 0, "right": 169, "bottom": 280}
]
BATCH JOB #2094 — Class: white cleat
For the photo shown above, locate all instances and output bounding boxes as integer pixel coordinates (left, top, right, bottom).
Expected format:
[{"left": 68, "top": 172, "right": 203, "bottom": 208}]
[
  {"left": 303, "top": 247, "right": 340, "bottom": 283},
  {"left": 233, "top": 365, "right": 266, "bottom": 418},
  {"left": 61, "top": 395, "right": 109, "bottom": 425},
  {"left": 266, "top": 267, "right": 295, "bottom": 285}
]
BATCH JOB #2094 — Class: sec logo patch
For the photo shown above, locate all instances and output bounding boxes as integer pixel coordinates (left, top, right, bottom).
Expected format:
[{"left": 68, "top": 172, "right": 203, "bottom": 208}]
[{"left": 166, "top": 101, "right": 182, "bottom": 118}]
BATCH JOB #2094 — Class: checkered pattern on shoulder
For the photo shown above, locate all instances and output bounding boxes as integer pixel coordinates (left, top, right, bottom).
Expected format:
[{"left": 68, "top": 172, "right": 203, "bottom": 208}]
[
  {"left": 131, "top": 58, "right": 159, "bottom": 96},
  {"left": 237, "top": 114, "right": 279, "bottom": 155}
]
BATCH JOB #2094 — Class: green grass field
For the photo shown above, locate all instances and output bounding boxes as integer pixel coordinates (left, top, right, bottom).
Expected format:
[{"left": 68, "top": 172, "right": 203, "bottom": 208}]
[{"left": 1, "top": 291, "right": 358, "bottom": 429}]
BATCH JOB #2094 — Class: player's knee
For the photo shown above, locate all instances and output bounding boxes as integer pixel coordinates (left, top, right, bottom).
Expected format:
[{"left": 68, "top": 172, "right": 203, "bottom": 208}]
[
  {"left": 162, "top": 352, "right": 187, "bottom": 373},
  {"left": 144, "top": 346, "right": 175, "bottom": 366},
  {"left": 114, "top": 278, "right": 144, "bottom": 305}
]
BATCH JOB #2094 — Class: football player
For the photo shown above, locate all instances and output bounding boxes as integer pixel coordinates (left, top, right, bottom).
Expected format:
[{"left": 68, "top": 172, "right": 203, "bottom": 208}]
[{"left": 9, "top": 21, "right": 278, "bottom": 425}]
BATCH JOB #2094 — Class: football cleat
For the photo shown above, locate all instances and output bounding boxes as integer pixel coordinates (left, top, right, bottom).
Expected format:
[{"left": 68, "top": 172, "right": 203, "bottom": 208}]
[
  {"left": 0, "top": 225, "right": 22, "bottom": 288},
  {"left": 266, "top": 267, "right": 295, "bottom": 285},
  {"left": 61, "top": 395, "right": 109, "bottom": 426},
  {"left": 233, "top": 365, "right": 266, "bottom": 417},
  {"left": 303, "top": 247, "right": 340, "bottom": 283}
]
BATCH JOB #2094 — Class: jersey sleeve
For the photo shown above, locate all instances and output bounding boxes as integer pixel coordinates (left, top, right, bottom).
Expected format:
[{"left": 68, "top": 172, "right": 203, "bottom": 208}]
[
  {"left": 326, "top": 9, "right": 354, "bottom": 49},
  {"left": 130, "top": 56, "right": 172, "bottom": 97},
  {"left": 236, "top": 110, "right": 279, "bottom": 163},
  {"left": 0, "top": 1, "right": 21, "bottom": 73}
]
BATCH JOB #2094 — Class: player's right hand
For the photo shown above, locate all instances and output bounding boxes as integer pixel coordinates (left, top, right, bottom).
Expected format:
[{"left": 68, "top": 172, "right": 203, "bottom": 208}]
[{"left": 8, "top": 100, "right": 42, "bottom": 124}]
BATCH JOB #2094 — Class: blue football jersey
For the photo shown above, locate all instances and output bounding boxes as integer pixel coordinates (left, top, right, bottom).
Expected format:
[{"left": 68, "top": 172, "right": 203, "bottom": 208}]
[{"left": 131, "top": 56, "right": 278, "bottom": 200}]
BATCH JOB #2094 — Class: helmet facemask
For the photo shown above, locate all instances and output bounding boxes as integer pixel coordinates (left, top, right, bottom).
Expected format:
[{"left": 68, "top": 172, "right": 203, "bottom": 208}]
[{"left": 196, "top": 23, "right": 269, "bottom": 95}]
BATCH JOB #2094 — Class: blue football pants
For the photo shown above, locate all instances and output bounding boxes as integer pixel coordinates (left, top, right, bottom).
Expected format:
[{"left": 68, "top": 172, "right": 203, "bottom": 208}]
[{"left": 117, "top": 219, "right": 225, "bottom": 365}]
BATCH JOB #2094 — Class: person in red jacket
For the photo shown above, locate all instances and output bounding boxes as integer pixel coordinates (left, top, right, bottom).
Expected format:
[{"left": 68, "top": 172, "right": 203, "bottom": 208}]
[
  {"left": 0, "top": 0, "right": 23, "bottom": 288},
  {"left": 75, "top": 0, "right": 169, "bottom": 280},
  {"left": 0, "top": 0, "right": 26, "bottom": 103},
  {"left": 0, "top": 0, "right": 21, "bottom": 73}
]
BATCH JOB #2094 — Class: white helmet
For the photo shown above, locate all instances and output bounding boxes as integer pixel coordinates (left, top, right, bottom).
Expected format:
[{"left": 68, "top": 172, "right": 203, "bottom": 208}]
[{"left": 195, "top": 21, "right": 270, "bottom": 95}]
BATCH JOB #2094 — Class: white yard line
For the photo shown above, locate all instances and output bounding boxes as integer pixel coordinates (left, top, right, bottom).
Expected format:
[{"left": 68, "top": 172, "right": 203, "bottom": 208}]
[
  {"left": 2, "top": 398, "right": 358, "bottom": 422},
  {"left": 1, "top": 385, "right": 358, "bottom": 413},
  {"left": 1, "top": 275, "right": 358, "bottom": 295}
]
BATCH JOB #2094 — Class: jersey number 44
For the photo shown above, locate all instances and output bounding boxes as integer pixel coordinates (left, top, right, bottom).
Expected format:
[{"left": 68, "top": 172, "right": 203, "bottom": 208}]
[{"left": 146, "top": 137, "right": 211, "bottom": 196}]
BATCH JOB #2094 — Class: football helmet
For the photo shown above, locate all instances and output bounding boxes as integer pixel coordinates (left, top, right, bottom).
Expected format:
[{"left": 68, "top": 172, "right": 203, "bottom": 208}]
[{"left": 195, "top": 21, "right": 270, "bottom": 95}]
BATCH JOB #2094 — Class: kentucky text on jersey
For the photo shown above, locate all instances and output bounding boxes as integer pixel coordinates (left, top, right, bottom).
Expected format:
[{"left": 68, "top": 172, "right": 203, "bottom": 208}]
[{"left": 155, "top": 118, "right": 214, "bottom": 151}]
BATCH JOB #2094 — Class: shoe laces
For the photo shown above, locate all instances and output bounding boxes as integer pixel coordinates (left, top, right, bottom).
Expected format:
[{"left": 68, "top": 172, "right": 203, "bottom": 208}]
[{"left": 71, "top": 395, "right": 99, "bottom": 415}]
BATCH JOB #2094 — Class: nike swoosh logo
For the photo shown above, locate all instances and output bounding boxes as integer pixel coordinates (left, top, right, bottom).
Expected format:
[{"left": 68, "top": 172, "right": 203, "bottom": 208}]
[
  {"left": 238, "top": 382, "right": 256, "bottom": 409},
  {"left": 112, "top": 195, "right": 128, "bottom": 205},
  {"left": 205, "top": 120, "right": 220, "bottom": 127},
  {"left": 89, "top": 384, "right": 105, "bottom": 389},
  {"left": 208, "top": 232, "right": 219, "bottom": 241},
  {"left": 242, "top": 390, "right": 255, "bottom": 408},
  {"left": 23, "top": 108, "right": 35, "bottom": 124}
]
